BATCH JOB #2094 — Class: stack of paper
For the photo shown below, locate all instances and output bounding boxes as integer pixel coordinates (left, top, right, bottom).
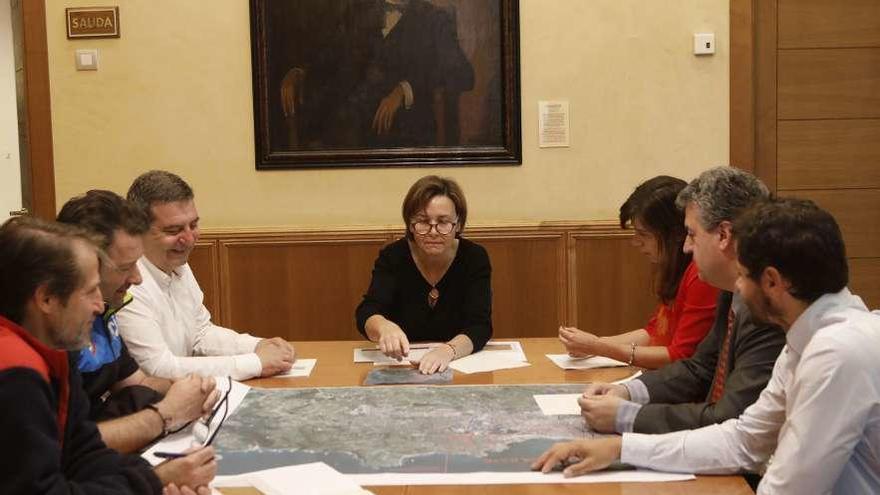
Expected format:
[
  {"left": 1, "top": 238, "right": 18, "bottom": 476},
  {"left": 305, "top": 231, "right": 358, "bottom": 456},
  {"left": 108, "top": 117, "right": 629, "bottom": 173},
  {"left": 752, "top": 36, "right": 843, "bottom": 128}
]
[
  {"left": 354, "top": 341, "right": 530, "bottom": 374},
  {"left": 275, "top": 358, "right": 317, "bottom": 378},
  {"left": 348, "top": 470, "right": 694, "bottom": 486},
  {"left": 545, "top": 354, "right": 628, "bottom": 370},
  {"left": 449, "top": 340, "right": 530, "bottom": 374},
  {"left": 213, "top": 462, "right": 373, "bottom": 495}
]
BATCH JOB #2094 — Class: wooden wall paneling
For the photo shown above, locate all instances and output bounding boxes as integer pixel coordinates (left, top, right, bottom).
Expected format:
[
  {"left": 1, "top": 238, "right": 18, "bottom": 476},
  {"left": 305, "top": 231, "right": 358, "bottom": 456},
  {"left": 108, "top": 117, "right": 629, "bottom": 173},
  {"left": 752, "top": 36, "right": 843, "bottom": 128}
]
[
  {"left": 219, "top": 235, "right": 389, "bottom": 341},
  {"left": 778, "top": 119, "right": 880, "bottom": 190},
  {"left": 755, "top": 0, "right": 778, "bottom": 191},
  {"left": 190, "top": 224, "right": 656, "bottom": 343},
  {"left": 778, "top": 48, "right": 880, "bottom": 120},
  {"left": 730, "top": 0, "right": 756, "bottom": 172},
  {"left": 570, "top": 233, "right": 656, "bottom": 338},
  {"left": 780, "top": 189, "right": 880, "bottom": 259},
  {"left": 850, "top": 258, "right": 880, "bottom": 311},
  {"left": 468, "top": 231, "right": 567, "bottom": 339},
  {"left": 779, "top": 0, "right": 880, "bottom": 49},
  {"left": 188, "top": 240, "right": 221, "bottom": 322}
]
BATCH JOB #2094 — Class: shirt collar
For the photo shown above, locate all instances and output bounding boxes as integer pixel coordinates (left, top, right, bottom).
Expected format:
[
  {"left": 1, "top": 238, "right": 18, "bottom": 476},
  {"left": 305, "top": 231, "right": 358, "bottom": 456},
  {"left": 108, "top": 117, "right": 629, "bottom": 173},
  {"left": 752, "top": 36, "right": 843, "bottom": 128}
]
[
  {"left": 140, "top": 255, "right": 180, "bottom": 289},
  {"left": 104, "top": 292, "right": 134, "bottom": 321},
  {"left": 730, "top": 291, "right": 746, "bottom": 317},
  {"left": 786, "top": 287, "right": 865, "bottom": 355}
]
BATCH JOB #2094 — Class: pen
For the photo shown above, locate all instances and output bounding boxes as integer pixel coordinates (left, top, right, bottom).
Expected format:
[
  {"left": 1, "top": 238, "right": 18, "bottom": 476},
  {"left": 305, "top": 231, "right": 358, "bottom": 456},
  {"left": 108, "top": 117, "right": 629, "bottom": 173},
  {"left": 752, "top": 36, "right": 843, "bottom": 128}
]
[{"left": 153, "top": 452, "right": 223, "bottom": 460}]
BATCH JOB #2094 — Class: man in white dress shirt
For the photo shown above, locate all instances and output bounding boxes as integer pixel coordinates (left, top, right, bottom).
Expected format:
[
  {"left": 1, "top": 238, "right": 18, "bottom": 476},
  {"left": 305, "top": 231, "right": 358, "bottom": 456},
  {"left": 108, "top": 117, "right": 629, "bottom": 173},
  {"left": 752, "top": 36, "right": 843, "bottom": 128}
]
[
  {"left": 533, "top": 197, "right": 880, "bottom": 494},
  {"left": 117, "top": 170, "right": 295, "bottom": 380}
]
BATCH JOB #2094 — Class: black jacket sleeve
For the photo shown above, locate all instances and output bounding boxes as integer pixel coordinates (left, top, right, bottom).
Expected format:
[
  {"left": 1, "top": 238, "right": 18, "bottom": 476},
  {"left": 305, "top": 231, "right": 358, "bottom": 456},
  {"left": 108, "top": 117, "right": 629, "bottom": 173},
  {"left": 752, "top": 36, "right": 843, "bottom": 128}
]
[
  {"left": 633, "top": 293, "right": 786, "bottom": 434},
  {"left": 458, "top": 242, "right": 492, "bottom": 351},
  {"left": 0, "top": 367, "right": 162, "bottom": 494},
  {"left": 117, "top": 343, "right": 141, "bottom": 382},
  {"left": 355, "top": 243, "right": 398, "bottom": 338}
]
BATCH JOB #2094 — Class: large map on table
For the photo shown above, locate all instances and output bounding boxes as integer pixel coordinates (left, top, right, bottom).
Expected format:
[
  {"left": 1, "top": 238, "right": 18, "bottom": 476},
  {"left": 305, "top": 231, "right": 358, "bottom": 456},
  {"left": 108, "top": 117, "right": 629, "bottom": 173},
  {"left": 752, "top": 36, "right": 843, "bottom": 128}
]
[{"left": 214, "top": 384, "right": 594, "bottom": 476}]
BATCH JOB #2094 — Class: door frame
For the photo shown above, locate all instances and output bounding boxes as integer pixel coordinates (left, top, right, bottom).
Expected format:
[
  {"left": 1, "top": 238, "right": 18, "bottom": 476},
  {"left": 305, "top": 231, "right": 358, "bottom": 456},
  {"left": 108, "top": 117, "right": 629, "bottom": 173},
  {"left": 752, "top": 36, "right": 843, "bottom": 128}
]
[
  {"left": 14, "top": 0, "right": 55, "bottom": 219},
  {"left": 729, "top": 0, "right": 778, "bottom": 190}
]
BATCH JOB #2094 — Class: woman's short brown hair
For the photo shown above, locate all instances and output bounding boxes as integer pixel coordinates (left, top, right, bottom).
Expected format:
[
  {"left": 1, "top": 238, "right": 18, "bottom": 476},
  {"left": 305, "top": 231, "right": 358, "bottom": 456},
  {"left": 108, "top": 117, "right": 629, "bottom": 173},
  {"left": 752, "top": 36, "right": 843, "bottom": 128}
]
[{"left": 401, "top": 176, "right": 468, "bottom": 239}]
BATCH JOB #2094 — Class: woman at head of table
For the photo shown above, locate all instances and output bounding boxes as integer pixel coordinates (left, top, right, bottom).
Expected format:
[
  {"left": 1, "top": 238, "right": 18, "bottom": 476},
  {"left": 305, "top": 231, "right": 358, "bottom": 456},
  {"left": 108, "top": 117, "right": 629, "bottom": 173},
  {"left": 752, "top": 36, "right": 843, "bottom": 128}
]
[
  {"left": 355, "top": 175, "right": 492, "bottom": 375},
  {"left": 560, "top": 175, "right": 719, "bottom": 369}
]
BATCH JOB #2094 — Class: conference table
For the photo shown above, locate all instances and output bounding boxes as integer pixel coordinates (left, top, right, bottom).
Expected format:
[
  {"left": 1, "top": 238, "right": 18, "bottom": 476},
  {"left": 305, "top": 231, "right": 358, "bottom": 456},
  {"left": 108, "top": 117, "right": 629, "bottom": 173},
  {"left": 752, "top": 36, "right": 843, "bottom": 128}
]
[{"left": 218, "top": 338, "right": 754, "bottom": 495}]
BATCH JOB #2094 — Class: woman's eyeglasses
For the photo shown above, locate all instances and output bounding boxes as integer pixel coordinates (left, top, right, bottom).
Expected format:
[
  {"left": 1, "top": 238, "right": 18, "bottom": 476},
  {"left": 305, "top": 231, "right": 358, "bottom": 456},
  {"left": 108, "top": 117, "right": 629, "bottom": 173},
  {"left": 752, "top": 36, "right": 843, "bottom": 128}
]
[{"left": 411, "top": 221, "right": 457, "bottom": 236}]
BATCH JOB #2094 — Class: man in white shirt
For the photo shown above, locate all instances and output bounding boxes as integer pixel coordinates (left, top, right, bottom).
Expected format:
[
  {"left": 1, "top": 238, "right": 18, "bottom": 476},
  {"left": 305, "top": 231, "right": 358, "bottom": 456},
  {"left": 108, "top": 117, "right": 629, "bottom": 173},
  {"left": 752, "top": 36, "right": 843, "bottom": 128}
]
[
  {"left": 58, "top": 189, "right": 218, "bottom": 453},
  {"left": 117, "top": 170, "right": 295, "bottom": 380},
  {"left": 532, "top": 197, "right": 880, "bottom": 494}
]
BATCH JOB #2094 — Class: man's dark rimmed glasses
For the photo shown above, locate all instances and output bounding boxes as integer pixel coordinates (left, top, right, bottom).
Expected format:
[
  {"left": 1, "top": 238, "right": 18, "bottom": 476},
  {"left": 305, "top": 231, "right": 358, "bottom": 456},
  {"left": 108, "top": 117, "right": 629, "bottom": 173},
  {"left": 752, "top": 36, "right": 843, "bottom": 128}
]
[
  {"left": 201, "top": 375, "right": 232, "bottom": 446},
  {"left": 152, "top": 376, "right": 232, "bottom": 459},
  {"left": 411, "top": 221, "right": 457, "bottom": 236}
]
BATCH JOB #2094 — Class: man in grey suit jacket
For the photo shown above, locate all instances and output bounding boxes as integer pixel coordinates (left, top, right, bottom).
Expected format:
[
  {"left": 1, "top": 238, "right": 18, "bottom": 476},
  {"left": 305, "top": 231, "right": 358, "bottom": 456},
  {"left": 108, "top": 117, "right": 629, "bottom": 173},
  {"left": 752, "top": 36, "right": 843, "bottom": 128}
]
[{"left": 579, "top": 166, "right": 786, "bottom": 434}]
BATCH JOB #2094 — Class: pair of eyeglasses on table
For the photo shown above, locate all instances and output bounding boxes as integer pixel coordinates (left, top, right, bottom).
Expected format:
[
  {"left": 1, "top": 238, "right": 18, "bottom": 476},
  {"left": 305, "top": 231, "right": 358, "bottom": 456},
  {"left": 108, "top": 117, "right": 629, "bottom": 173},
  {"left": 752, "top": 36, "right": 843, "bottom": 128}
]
[{"left": 153, "top": 376, "right": 232, "bottom": 460}]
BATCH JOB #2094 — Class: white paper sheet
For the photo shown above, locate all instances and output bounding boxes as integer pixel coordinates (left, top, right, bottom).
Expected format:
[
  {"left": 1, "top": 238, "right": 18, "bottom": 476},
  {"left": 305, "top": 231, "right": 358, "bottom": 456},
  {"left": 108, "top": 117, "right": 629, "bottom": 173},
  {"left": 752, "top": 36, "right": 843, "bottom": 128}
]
[
  {"left": 348, "top": 470, "right": 694, "bottom": 486},
  {"left": 275, "top": 358, "right": 317, "bottom": 378},
  {"left": 538, "top": 100, "right": 570, "bottom": 148},
  {"left": 611, "top": 370, "right": 643, "bottom": 384},
  {"left": 449, "top": 354, "right": 531, "bottom": 374},
  {"left": 449, "top": 359, "right": 532, "bottom": 374},
  {"left": 533, "top": 393, "right": 582, "bottom": 415},
  {"left": 546, "top": 354, "right": 628, "bottom": 370},
  {"left": 481, "top": 340, "right": 528, "bottom": 361},
  {"left": 448, "top": 340, "right": 530, "bottom": 374},
  {"left": 213, "top": 462, "right": 372, "bottom": 494},
  {"left": 354, "top": 340, "right": 526, "bottom": 368},
  {"left": 142, "top": 378, "right": 250, "bottom": 466}
]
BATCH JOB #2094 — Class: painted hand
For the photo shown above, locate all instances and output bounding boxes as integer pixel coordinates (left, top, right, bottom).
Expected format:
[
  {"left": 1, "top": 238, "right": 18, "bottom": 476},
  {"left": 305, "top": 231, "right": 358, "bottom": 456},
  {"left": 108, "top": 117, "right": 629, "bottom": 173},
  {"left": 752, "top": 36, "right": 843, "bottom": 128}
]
[{"left": 372, "top": 85, "right": 405, "bottom": 135}]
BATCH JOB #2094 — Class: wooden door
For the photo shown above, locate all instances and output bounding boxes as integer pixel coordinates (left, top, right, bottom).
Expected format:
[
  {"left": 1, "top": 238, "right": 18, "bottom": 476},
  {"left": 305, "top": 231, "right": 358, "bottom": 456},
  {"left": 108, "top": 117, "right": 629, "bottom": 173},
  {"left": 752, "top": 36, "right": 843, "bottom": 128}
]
[{"left": 731, "top": 0, "right": 880, "bottom": 308}]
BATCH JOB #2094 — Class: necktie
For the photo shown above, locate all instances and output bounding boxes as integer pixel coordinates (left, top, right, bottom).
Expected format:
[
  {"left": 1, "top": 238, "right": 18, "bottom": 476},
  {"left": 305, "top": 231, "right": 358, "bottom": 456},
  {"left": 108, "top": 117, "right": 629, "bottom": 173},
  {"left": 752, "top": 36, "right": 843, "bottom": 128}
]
[{"left": 708, "top": 306, "right": 735, "bottom": 403}]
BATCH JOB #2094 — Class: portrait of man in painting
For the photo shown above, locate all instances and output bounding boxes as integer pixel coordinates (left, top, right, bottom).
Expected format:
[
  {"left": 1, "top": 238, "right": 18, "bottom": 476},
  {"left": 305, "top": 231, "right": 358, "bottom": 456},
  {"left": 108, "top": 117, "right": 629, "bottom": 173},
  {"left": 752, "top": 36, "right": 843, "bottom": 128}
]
[{"left": 252, "top": 0, "right": 519, "bottom": 169}]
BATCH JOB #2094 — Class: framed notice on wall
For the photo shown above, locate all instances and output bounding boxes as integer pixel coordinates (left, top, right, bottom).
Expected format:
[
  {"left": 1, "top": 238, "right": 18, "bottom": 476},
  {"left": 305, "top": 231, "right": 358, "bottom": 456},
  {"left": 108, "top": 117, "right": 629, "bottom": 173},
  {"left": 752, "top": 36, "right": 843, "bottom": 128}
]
[
  {"left": 66, "top": 7, "right": 120, "bottom": 39},
  {"left": 249, "top": 0, "right": 521, "bottom": 169}
]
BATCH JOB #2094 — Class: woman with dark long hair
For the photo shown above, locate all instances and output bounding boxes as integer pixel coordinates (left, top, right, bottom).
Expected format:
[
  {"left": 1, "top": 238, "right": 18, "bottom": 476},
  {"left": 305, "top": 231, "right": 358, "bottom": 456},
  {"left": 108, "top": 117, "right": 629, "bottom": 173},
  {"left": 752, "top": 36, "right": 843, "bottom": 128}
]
[{"left": 559, "top": 176, "right": 718, "bottom": 369}]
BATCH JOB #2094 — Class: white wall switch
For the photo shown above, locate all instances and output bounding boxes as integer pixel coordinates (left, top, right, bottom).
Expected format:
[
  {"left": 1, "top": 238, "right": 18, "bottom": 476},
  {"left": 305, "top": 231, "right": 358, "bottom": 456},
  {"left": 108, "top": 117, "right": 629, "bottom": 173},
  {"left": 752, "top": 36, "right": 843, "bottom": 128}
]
[
  {"left": 75, "top": 49, "right": 98, "bottom": 70},
  {"left": 693, "top": 33, "right": 715, "bottom": 55}
]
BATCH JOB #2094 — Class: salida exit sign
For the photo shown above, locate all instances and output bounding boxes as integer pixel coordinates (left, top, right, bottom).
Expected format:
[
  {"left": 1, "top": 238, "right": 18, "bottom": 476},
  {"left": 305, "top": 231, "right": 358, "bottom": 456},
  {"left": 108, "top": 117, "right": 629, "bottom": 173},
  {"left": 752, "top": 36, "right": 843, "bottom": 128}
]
[{"left": 66, "top": 7, "right": 120, "bottom": 39}]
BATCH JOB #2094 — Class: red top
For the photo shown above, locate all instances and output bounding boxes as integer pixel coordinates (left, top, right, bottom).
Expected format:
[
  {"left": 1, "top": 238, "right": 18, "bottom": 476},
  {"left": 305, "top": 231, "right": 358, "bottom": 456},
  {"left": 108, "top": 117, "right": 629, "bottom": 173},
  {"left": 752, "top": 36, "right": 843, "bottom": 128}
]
[
  {"left": 644, "top": 261, "right": 719, "bottom": 361},
  {"left": 0, "top": 315, "right": 71, "bottom": 448}
]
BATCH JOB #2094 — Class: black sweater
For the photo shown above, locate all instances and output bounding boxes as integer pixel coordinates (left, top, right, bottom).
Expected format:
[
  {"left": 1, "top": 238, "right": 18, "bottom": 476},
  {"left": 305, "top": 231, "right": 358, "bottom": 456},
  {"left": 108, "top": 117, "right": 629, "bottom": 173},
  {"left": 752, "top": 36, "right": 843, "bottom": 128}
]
[
  {"left": 355, "top": 237, "right": 493, "bottom": 350},
  {"left": 0, "top": 320, "right": 161, "bottom": 494}
]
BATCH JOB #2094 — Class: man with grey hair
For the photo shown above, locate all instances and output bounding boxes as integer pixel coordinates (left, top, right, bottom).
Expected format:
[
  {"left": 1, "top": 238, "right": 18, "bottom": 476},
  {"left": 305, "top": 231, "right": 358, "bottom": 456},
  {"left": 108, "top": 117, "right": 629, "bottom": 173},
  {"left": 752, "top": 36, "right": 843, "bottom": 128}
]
[
  {"left": 117, "top": 170, "right": 295, "bottom": 381},
  {"left": 577, "top": 166, "right": 786, "bottom": 437}
]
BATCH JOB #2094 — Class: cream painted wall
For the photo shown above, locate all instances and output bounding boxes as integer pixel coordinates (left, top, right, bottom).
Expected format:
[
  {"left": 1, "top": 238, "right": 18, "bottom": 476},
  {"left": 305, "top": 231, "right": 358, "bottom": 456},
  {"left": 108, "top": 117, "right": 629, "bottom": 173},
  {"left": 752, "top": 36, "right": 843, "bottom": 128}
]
[{"left": 46, "top": 0, "right": 728, "bottom": 229}]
